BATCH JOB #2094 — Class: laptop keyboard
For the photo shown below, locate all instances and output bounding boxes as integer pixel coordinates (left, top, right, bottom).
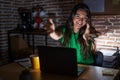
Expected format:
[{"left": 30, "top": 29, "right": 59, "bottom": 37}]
[{"left": 77, "top": 67, "right": 85, "bottom": 75}]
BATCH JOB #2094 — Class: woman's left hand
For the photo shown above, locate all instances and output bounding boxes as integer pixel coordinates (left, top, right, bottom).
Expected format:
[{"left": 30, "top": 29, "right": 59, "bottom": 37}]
[
  {"left": 83, "top": 23, "right": 90, "bottom": 40},
  {"left": 84, "top": 23, "right": 96, "bottom": 40}
]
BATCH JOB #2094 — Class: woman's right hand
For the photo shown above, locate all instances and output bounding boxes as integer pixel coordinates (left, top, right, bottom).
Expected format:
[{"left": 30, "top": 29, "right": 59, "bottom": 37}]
[
  {"left": 48, "top": 18, "right": 63, "bottom": 40},
  {"left": 45, "top": 18, "right": 55, "bottom": 33},
  {"left": 48, "top": 18, "right": 55, "bottom": 32}
]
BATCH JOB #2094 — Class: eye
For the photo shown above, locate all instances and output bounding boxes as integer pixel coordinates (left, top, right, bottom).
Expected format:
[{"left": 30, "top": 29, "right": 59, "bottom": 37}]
[
  {"left": 83, "top": 17, "right": 88, "bottom": 20},
  {"left": 74, "top": 14, "right": 79, "bottom": 18},
  {"left": 74, "top": 13, "right": 88, "bottom": 21}
]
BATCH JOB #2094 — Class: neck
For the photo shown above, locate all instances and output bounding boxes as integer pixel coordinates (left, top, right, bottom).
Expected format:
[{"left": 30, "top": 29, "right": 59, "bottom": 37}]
[{"left": 73, "top": 29, "right": 79, "bottom": 33}]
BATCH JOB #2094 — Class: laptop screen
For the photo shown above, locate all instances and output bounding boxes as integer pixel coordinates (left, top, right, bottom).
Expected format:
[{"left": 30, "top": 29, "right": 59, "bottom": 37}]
[{"left": 37, "top": 46, "right": 79, "bottom": 76}]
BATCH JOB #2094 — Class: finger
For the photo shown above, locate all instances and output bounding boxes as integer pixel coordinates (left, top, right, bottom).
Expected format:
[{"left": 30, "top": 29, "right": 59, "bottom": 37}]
[
  {"left": 48, "top": 18, "right": 55, "bottom": 31},
  {"left": 85, "top": 24, "right": 90, "bottom": 34},
  {"left": 49, "top": 18, "right": 54, "bottom": 24},
  {"left": 86, "top": 23, "right": 90, "bottom": 29}
]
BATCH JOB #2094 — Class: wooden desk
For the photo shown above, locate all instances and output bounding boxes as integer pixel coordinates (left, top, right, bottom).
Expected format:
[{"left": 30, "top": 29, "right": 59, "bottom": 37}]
[{"left": 0, "top": 62, "right": 119, "bottom": 80}]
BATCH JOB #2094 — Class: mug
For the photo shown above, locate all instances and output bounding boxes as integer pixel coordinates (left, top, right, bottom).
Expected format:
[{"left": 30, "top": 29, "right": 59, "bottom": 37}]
[{"left": 30, "top": 55, "right": 40, "bottom": 70}]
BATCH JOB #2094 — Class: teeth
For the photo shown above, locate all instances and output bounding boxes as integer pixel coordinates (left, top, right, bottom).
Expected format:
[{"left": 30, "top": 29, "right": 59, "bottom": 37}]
[{"left": 77, "top": 22, "right": 82, "bottom": 25}]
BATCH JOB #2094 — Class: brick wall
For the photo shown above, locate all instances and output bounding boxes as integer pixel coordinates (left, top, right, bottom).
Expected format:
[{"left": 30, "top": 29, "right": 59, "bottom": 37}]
[
  {"left": 92, "top": 15, "right": 120, "bottom": 51},
  {"left": 0, "top": 0, "right": 120, "bottom": 63},
  {"left": 21, "top": 0, "right": 120, "bottom": 51},
  {"left": 0, "top": 0, "right": 25, "bottom": 64}
]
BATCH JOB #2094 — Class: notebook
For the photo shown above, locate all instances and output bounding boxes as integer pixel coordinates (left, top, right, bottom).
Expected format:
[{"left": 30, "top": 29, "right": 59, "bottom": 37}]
[{"left": 37, "top": 46, "right": 85, "bottom": 77}]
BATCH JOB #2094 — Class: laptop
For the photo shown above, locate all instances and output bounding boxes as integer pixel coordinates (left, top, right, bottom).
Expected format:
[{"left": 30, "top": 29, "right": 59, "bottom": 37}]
[{"left": 37, "top": 46, "right": 85, "bottom": 77}]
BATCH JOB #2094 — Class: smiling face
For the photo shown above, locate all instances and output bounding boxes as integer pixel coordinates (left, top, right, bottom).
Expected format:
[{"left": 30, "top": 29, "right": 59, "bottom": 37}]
[{"left": 73, "top": 9, "right": 88, "bottom": 33}]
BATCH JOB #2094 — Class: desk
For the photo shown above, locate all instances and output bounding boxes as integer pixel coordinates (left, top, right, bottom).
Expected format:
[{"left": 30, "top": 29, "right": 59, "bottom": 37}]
[
  {"left": 7, "top": 29, "right": 47, "bottom": 61},
  {"left": 0, "top": 62, "right": 119, "bottom": 80}
]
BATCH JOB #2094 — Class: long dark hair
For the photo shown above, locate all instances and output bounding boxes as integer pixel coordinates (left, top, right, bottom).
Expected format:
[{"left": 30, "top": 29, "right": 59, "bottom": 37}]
[{"left": 62, "top": 3, "right": 98, "bottom": 59}]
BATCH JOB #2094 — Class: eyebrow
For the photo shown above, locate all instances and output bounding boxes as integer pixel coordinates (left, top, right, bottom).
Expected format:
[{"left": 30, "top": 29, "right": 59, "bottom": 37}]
[{"left": 75, "top": 13, "right": 87, "bottom": 18}]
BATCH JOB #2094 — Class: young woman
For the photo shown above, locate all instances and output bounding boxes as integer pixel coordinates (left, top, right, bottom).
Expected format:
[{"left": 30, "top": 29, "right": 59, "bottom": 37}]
[{"left": 47, "top": 3, "right": 99, "bottom": 65}]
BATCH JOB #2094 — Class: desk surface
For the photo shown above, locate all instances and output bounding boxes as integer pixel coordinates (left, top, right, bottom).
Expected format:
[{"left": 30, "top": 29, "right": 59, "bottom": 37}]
[{"left": 0, "top": 62, "right": 119, "bottom": 80}]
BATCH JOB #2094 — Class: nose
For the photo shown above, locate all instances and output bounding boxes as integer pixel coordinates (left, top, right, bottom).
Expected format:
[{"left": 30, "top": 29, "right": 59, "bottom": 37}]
[{"left": 78, "top": 18, "right": 85, "bottom": 21}]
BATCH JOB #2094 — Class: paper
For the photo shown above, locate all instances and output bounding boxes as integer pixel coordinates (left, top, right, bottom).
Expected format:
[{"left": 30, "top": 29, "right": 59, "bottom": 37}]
[
  {"left": 102, "top": 69, "right": 114, "bottom": 76},
  {"left": 15, "top": 58, "right": 32, "bottom": 69}
]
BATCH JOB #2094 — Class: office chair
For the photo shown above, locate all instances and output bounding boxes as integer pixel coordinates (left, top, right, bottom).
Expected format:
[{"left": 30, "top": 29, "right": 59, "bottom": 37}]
[{"left": 94, "top": 51, "right": 104, "bottom": 67}]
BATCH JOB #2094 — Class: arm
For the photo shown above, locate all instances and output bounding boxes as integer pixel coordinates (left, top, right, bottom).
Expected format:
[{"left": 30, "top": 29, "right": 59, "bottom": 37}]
[{"left": 48, "top": 18, "right": 63, "bottom": 40}]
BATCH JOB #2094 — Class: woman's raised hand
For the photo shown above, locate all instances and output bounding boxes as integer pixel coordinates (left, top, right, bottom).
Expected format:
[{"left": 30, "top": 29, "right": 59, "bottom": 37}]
[
  {"left": 49, "top": 18, "right": 55, "bottom": 31},
  {"left": 48, "top": 18, "right": 63, "bottom": 40},
  {"left": 45, "top": 18, "right": 55, "bottom": 33}
]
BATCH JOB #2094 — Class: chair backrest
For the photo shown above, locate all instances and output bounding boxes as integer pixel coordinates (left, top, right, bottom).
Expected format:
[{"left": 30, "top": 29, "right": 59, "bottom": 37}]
[{"left": 94, "top": 51, "right": 104, "bottom": 67}]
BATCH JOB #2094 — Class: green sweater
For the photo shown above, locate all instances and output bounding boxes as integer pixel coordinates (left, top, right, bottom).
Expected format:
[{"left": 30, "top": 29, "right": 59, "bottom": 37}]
[{"left": 60, "top": 28, "right": 94, "bottom": 65}]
